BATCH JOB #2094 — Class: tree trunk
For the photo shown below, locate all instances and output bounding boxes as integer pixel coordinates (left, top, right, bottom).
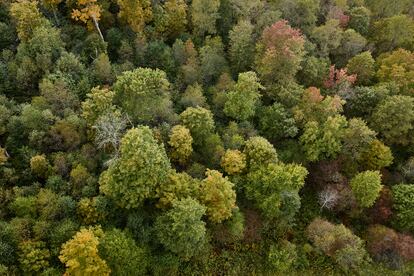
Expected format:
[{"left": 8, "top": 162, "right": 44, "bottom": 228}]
[{"left": 92, "top": 16, "right": 104, "bottom": 42}]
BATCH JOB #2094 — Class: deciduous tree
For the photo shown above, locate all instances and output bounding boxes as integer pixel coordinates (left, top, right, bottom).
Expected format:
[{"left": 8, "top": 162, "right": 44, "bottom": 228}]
[{"left": 99, "top": 127, "right": 171, "bottom": 209}]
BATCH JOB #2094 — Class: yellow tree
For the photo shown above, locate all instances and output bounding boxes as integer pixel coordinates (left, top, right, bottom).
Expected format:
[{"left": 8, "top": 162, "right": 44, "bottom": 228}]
[
  {"left": 71, "top": 0, "right": 104, "bottom": 41},
  {"left": 117, "top": 0, "right": 152, "bottom": 33},
  {"left": 59, "top": 227, "right": 110, "bottom": 276},
  {"left": 9, "top": 0, "right": 46, "bottom": 42}
]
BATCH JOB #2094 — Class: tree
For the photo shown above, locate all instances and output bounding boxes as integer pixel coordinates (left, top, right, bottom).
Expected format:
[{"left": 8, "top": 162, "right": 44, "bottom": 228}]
[
  {"left": 220, "top": 149, "right": 246, "bottom": 175},
  {"left": 371, "top": 15, "right": 414, "bottom": 53},
  {"left": 153, "top": 0, "right": 187, "bottom": 40},
  {"left": 179, "top": 83, "right": 207, "bottom": 109},
  {"left": 293, "top": 87, "right": 344, "bottom": 127},
  {"left": 113, "top": 68, "right": 175, "bottom": 124},
  {"left": 311, "top": 19, "right": 342, "bottom": 57},
  {"left": 348, "top": 6, "right": 371, "bottom": 36},
  {"left": 155, "top": 198, "right": 207, "bottom": 260},
  {"left": 224, "top": 71, "right": 263, "bottom": 121},
  {"left": 392, "top": 184, "right": 414, "bottom": 233},
  {"left": 333, "top": 29, "right": 366, "bottom": 67},
  {"left": 306, "top": 218, "right": 368, "bottom": 270},
  {"left": 168, "top": 125, "right": 193, "bottom": 165},
  {"left": 347, "top": 51, "right": 375, "bottom": 85},
  {"left": 179, "top": 107, "right": 215, "bottom": 146},
  {"left": 255, "top": 20, "right": 305, "bottom": 85},
  {"left": 370, "top": 96, "right": 414, "bottom": 146},
  {"left": 245, "top": 162, "right": 308, "bottom": 219},
  {"left": 243, "top": 136, "right": 278, "bottom": 170},
  {"left": 228, "top": 20, "right": 255, "bottom": 73},
  {"left": 199, "top": 170, "right": 236, "bottom": 223},
  {"left": 342, "top": 118, "right": 376, "bottom": 161},
  {"left": 81, "top": 87, "right": 118, "bottom": 127},
  {"left": 156, "top": 171, "right": 200, "bottom": 209},
  {"left": 116, "top": 0, "right": 152, "bottom": 33},
  {"left": 359, "top": 139, "right": 393, "bottom": 170},
  {"left": 99, "top": 229, "right": 148, "bottom": 276},
  {"left": 18, "top": 241, "right": 50, "bottom": 273},
  {"left": 0, "top": 146, "right": 8, "bottom": 165},
  {"left": 9, "top": 0, "right": 46, "bottom": 42},
  {"left": 258, "top": 103, "right": 298, "bottom": 141},
  {"left": 376, "top": 49, "right": 414, "bottom": 94},
  {"left": 93, "top": 111, "right": 127, "bottom": 158},
  {"left": 300, "top": 115, "right": 348, "bottom": 162},
  {"left": 99, "top": 127, "right": 171, "bottom": 209},
  {"left": 30, "top": 155, "right": 49, "bottom": 178},
  {"left": 267, "top": 240, "right": 297, "bottom": 272},
  {"left": 199, "top": 36, "right": 229, "bottom": 85},
  {"left": 191, "top": 0, "right": 220, "bottom": 37},
  {"left": 318, "top": 187, "right": 339, "bottom": 210},
  {"left": 278, "top": 0, "right": 320, "bottom": 34},
  {"left": 350, "top": 171, "right": 382, "bottom": 208},
  {"left": 71, "top": 0, "right": 105, "bottom": 41},
  {"left": 59, "top": 227, "right": 110, "bottom": 275}
]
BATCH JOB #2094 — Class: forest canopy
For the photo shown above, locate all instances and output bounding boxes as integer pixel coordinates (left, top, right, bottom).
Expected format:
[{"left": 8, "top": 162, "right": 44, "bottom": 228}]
[{"left": 1, "top": 0, "right": 414, "bottom": 274}]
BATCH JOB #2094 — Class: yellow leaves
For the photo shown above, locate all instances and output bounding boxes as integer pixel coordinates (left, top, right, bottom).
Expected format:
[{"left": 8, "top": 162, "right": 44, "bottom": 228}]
[
  {"left": 59, "top": 227, "right": 110, "bottom": 276},
  {"left": 117, "top": 0, "right": 152, "bottom": 33},
  {"left": 71, "top": 0, "right": 101, "bottom": 24},
  {"left": 10, "top": 0, "right": 45, "bottom": 41}
]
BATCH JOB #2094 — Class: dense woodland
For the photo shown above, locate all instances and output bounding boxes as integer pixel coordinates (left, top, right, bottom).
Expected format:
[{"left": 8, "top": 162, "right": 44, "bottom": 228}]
[{"left": 1, "top": 0, "right": 414, "bottom": 274}]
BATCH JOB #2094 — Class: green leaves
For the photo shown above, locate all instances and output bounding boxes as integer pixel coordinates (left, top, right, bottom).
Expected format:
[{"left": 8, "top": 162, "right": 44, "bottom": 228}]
[
  {"left": 350, "top": 171, "right": 382, "bottom": 208},
  {"left": 99, "top": 126, "right": 171, "bottom": 209},
  {"left": 155, "top": 198, "right": 207, "bottom": 260}
]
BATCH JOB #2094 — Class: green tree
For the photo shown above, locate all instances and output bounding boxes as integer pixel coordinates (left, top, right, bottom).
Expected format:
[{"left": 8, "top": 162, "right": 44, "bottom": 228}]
[
  {"left": 359, "top": 139, "right": 393, "bottom": 170},
  {"left": 99, "top": 127, "right": 171, "bottom": 209},
  {"left": 342, "top": 118, "right": 376, "bottom": 161},
  {"left": 59, "top": 227, "right": 110, "bottom": 275},
  {"left": 267, "top": 240, "right": 297, "bottom": 272},
  {"left": 243, "top": 136, "right": 278, "bottom": 170},
  {"left": 245, "top": 162, "right": 308, "bottom": 219},
  {"left": 99, "top": 229, "right": 148, "bottom": 276},
  {"left": 392, "top": 184, "right": 414, "bottom": 233},
  {"left": 278, "top": 0, "right": 320, "bottom": 34},
  {"left": 113, "top": 68, "right": 175, "bottom": 124},
  {"left": 376, "top": 49, "right": 414, "bottom": 94},
  {"left": 179, "top": 83, "right": 207, "bottom": 109},
  {"left": 350, "top": 171, "right": 382, "bottom": 208},
  {"left": 224, "top": 71, "right": 263, "bottom": 121},
  {"left": 155, "top": 198, "right": 207, "bottom": 260},
  {"left": 199, "top": 170, "right": 236, "bottom": 223},
  {"left": 255, "top": 20, "right": 305, "bottom": 85},
  {"left": 191, "top": 0, "right": 220, "bottom": 37},
  {"left": 228, "top": 20, "right": 255, "bottom": 73},
  {"left": 179, "top": 107, "right": 215, "bottom": 146},
  {"left": 300, "top": 115, "right": 348, "bottom": 162},
  {"left": 81, "top": 87, "right": 118, "bottom": 127},
  {"left": 199, "top": 36, "right": 229, "bottom": 85},
  {"left": 18, "top": 240, "right": 50, "bottom": 273},
  {"left": 258, "top": 103, "right": 298, "bottom": 141},
  {"left": 311, "top": 19, "right": 342, "bottom": 57},
  {"left": 156, "top": 171, "right": 200, "bottom": 209},
  {"left": 371, "top": 15, "right": 414, "bottom": 53},
  {"left": 370, "top": 95, "right": 414, "bottom": 146},
  {"left": 348, "top": 6, "right": 371, "bottom": 36},
  {"left": 347, "top": 51, "right": 375, "bottom": 85}
]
